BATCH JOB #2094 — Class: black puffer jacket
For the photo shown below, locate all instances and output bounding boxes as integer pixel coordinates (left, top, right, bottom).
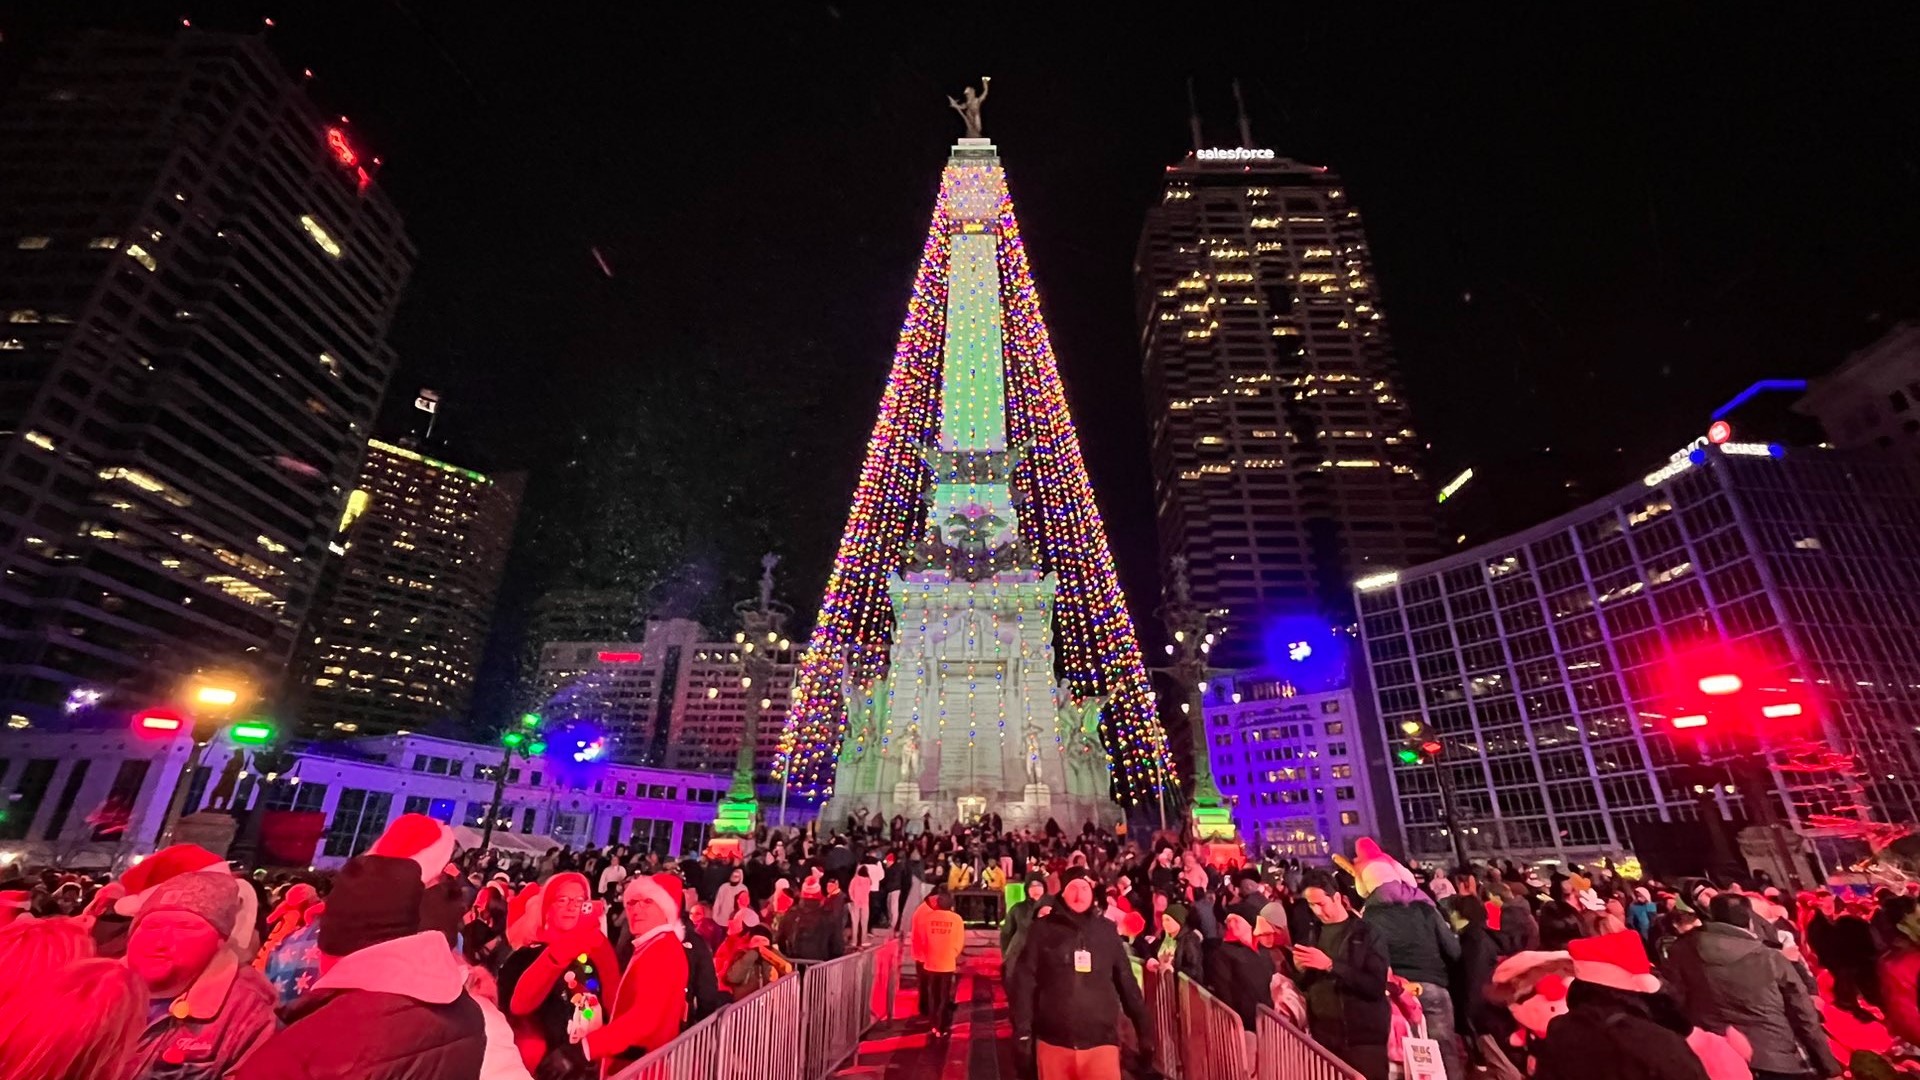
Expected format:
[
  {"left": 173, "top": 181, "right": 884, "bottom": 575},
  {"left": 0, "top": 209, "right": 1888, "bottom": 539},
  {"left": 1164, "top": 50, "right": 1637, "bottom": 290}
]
[
  {"left": 1009, "top": 903, "right": 1152, "bottom": 1050},
  {"left": 1533, "top": 982, "right": 1709, "bottom": 1080},
  {"left": 1204, "top": 939, "right": 1272, "bottom": 1031},
  {"left": 232, "top": 931, "right": 487, "bottom": 1080}
]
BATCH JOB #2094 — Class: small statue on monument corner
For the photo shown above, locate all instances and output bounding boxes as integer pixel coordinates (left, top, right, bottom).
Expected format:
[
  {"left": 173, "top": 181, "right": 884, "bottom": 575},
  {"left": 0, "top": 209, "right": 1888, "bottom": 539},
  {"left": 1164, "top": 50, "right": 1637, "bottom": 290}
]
[
  {"left": 947, "top": 76, "right": 991, "bottom": 138},
  {"left": 900, "top": 722, "right": 922, "bottom": 781},
  {"left": 1023, "top": 719, "right": 1043, "bottom": 785}
]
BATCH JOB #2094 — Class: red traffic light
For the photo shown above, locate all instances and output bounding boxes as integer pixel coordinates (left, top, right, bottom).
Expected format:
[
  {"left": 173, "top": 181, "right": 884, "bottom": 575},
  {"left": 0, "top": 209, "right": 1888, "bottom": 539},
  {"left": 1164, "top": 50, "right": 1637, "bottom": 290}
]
[
  {"left": 133, "top": 707, "right": 187, "bottom": 733},
  {"left": 1672, "top": 713, "right": 1709, "bottom": 729},
  {"left": 1419, "top": 740, "right": 1444, "bottom": 757}
]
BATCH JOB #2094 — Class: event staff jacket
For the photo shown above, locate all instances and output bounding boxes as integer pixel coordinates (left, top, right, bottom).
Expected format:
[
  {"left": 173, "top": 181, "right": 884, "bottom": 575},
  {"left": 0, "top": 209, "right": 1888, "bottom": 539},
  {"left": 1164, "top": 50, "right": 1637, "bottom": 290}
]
[{"left": 1009, "top": 905, "right": 1153, "bottom": 1050}]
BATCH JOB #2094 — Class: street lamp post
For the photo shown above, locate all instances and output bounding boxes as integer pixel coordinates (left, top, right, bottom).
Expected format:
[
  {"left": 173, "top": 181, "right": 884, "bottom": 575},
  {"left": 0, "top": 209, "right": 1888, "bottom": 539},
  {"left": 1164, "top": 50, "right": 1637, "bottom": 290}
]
[
  {"left": 481, "top": 714, "right": 544, "bottom": 853},
  {"left": 715, "top": 556, "right": 792, "bottom": 856},
  {"left": 1154, "top": 557, "right": 1237, "bottom": 859},
  {"left": 153, "top": 676, "right": 254, "bottom": 847}
]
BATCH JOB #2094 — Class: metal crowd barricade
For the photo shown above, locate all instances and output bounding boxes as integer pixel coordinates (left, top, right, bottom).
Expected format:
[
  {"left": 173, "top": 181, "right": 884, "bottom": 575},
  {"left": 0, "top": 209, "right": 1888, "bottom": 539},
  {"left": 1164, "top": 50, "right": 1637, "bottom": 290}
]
[
  {"left": 801, "top": 946, "right": 879, "bottom": 1079},
  {"left": 1178, "top": 974, "right": 1254, "bottom": 1080},
  {"left": 1130, "top": 959, "right": 1185, "bottom": 1080},
  {"left": 613, "top": 937, "right": 893, "bottom": 1080},
  {"left": 1253, "top": 1005, "right": 1365, "bottom": 1080}
]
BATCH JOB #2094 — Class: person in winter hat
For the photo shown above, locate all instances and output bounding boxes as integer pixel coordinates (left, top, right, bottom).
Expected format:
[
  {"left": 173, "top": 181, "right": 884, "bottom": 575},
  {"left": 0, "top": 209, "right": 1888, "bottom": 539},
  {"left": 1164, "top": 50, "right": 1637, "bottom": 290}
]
[
  {"left": 722, "top": 923, "right": 794, "bottom": 998},
  {"left": 1346, "top": 838, "right": 1463, "bottom": 1080},
  {"left": 98, "top": 844, "right": 257, "bottom": 960},
  {"left": 711, "top": 906, "right": 761, "bottom": 987},
  {"left": 1532, "top": 931, "right": 1711, "bottom": 1080},
  {"left": 122, "top": 871, "right": 278, "bottom": 1080},
  {"left": 712, "top": 865, "right": 749, "bottom": 928},
  {"left": 1009, "top": 867, "right": 1153, "bottom": 1080},
  {"left": 583, "top": 873, "right": 691, "bottom": 1071},
  {"left": 370, "top": 812, "right": 469, "bottom": 947},
  {"left": 498, "top": 872, "right": 622, "bottom": 1080},
  {"left": 231, "top": 853, "right": 490, "bottom": 1080}
]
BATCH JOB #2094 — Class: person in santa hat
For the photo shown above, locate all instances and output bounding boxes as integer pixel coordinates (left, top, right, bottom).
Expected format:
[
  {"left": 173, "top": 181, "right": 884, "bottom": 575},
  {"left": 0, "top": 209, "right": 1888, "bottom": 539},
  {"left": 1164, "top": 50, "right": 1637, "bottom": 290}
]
[
  {"left": 93, "top": 844, "right": 257, "bottom": 960},
  {"left": 1480, "top": 950, "right": 1575, "bottom": 1078},
  {"left": 123, "top": 871, "right": 279, "bottom": 1080},
  {"left": 498, "top": 872, "right": 621, "bottom": 1079},
  {"left": 1531, "top": 930, "right": 1712, "bottom": 1080},
  {"left": 581, "top": 872, "right": 690, "bottom": 1072}
]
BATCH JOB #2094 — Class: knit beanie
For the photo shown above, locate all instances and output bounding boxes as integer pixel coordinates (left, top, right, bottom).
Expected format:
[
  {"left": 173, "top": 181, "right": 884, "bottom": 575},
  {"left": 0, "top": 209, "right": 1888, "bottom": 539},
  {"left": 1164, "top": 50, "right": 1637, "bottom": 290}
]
[
  {"left": 133, "top": 870, "right": 241, "bottom": 940},
  {"left": 1163, "top": 903, "right": 1189, "bottom": 930},
  {"left": 321, "top": 855, "right": 424, "bottom": 957}
]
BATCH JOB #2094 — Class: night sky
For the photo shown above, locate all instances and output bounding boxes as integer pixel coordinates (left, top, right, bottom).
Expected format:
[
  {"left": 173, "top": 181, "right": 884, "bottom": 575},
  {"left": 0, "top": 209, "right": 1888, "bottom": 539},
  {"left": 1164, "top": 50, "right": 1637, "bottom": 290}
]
[{"left": 7, "top": 5, "right": 1920, "bottom": 721}]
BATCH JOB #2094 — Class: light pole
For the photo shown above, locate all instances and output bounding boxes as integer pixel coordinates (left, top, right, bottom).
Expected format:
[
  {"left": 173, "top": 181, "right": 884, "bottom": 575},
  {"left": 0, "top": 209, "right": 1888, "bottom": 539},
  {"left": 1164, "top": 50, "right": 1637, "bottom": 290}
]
[
  {"left": 715, "top": 555, "right": 793, "bottom": 854},
  {"left": 480, "top": 713, "right": 544, "bottom": 853},
  {"left": 151, "top": 674, "right": 257, "bottom": 847},
  {"left": 1153, "top": 557, "right": 1235, "bottom": 853}
]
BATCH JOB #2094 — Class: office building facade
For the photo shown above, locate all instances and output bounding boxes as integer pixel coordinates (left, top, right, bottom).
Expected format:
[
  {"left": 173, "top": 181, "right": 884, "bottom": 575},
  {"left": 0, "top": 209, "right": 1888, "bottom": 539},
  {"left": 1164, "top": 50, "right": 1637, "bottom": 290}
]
[
  {"left": 1357, "top": 441, "right": 1920, "bottom": 865},
  {"left": 0, "top": 31, "right": 413, "bottom": 722},
  {"left": 1137, "top": 144, "right": 1435, "bottom": 661},
  {"left": 536, "top": 619, "right": 792, "bottom": 779},
  {"left": 1203, "top": 677, "right": 1380, "bottom": 859},
  {"left": 0, "top": 727, "right": 722, "bottom": 867},
  {"left": 296, "top": 439, "right": 524, "bottom": 736}
]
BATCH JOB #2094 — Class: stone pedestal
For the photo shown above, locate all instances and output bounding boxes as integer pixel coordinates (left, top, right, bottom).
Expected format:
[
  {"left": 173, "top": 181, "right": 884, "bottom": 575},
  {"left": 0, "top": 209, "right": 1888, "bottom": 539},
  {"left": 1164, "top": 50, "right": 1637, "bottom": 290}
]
[
  {"left": 1023, "top": 782, "right": 1051, "bottom": 804},
  {"left": 894, "top": 781, "right": 921, "bottom": 804}
]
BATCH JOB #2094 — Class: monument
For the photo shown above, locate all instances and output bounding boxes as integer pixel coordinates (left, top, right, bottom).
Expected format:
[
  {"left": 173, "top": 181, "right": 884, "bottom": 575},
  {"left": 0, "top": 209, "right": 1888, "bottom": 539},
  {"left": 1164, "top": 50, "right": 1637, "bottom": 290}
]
[{"left": 781, "top": 83, "right": 1173, "bottom": 830}]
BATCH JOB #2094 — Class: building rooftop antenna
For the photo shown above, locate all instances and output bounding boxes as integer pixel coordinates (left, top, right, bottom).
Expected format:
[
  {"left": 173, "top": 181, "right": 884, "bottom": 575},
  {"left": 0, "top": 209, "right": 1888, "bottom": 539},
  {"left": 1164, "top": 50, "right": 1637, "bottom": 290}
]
[
  {"left": 1231, "top": 78, "right": 1255, "bottom": 148},
  {"left": 1185, "top": 77, "right": 1204, "bottom": 153}
]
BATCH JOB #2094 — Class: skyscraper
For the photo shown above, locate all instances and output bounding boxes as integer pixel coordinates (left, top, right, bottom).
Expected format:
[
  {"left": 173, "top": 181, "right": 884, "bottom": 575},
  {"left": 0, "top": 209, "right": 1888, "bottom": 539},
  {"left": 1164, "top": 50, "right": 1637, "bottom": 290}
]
[
  {"left": 1796, "top": 322, "right": 1920, "bottom": 464},
  {"left": 1137, "top": 138, "right": 1435, "bottom": 663},
  {"left": 0, "top": 30, "right": 413, "bottom": 723},
  {"left": 295, "top": 439, "right": 523, "bottom": 737}
]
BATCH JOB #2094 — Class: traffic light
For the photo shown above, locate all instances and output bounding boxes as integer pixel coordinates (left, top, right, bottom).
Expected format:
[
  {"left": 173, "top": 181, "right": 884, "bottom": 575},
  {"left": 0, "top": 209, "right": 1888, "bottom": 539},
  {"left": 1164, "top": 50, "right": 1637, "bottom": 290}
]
[
  {"left": 1395, "top": 747, "right": 1421, "bottom": 765},
  {"left": 501, "top": 731, "right": 525, "bottom": 748},
  {"left": 1396, "top": 739, "right": 1443, "bottom": 765},
  {"left": 1420, "top": 740, "right": 1444, "bottom": 758},
  {"left": 228, "top": 721, "right": 275, "bottom": 745},
  {"left": 133, "top": 707, "right": 187, "bottom": 734},
  {"left": 521, "top": 713, "right": 541, "bottom": 729}
]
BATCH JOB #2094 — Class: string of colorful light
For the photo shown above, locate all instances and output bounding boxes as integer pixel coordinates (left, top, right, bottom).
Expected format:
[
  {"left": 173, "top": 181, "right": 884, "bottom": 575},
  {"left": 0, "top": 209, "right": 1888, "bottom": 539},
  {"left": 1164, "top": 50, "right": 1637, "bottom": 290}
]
[{"left": 777, "top": 151, "right": 1173, "bottom": 805}]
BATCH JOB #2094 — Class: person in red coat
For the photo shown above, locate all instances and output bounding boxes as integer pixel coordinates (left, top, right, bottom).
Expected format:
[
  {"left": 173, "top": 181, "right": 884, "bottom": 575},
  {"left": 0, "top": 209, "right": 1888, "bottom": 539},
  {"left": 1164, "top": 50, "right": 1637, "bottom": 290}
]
[
  {"left": 498, "top": 872, "right": 622, "bottom": 1079},
  {"left": 584, "top": 873, "right": 691, "bottom": 1072}
]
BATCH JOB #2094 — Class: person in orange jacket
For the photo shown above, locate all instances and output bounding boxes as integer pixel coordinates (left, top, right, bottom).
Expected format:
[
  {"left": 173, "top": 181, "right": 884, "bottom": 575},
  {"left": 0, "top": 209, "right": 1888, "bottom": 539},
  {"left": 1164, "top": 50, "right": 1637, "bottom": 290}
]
[{"left": 917, "top": 892, "right": 966, "bottom": 1037}]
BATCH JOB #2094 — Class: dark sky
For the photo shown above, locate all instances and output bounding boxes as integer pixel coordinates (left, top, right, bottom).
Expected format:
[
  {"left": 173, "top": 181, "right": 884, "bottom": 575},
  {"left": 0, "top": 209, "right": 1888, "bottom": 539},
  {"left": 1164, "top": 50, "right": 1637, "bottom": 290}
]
[{"left": 9, "top": 5, "right": 1920, "bottom": 701}]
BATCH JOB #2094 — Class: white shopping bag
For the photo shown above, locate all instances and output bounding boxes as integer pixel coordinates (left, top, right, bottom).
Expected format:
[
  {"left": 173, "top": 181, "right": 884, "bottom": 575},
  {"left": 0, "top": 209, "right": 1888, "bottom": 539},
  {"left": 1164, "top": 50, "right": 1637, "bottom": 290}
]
[{"left": 1400, "top": 1036, "right": 1446, "bottom": 1080}]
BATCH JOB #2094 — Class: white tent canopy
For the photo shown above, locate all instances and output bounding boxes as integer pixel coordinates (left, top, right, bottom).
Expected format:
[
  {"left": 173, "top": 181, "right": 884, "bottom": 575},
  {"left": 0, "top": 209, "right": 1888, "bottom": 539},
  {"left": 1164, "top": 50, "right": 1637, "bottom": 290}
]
[{"left": 451, "top": 825, "right": 561, "bottom": 857}]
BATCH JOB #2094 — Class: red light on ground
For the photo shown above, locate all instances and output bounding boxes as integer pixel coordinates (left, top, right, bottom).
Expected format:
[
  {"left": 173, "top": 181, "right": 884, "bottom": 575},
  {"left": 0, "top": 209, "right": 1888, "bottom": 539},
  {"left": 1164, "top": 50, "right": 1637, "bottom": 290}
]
[
  {"left": 134, "top": 708, "right": 186, "bottom": 733},
  {"left": 1698, "top": 674, "right": 1743, "bottom": 696},
  {"left": 1761, "top": 702, "right": 1804, "bottom": 719},
  {"left": 325, "top": 127, "right": 358, "bottom": 167},
  {"left": 597, "top": 651, "right": 643, "bottom": 663},
  {"left": 1673, "top": 714, "right": 1709, "bottom": 729},
  {"left": 1707, "top": 420, "right": 1732, "bottom": 445},
  {"left": 1420, "top": 740, "right": 1444, "bottom": 756}
]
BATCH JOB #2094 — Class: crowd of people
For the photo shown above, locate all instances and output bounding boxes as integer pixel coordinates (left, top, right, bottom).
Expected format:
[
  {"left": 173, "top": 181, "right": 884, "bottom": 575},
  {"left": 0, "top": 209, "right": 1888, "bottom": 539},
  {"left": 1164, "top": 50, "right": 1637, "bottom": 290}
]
[
  {"left": 987, "top": 828, "right": 1909, "bottom": 1080},
  {"left": 0, "top": 809, "right": 1911, "bottom": 1080}
]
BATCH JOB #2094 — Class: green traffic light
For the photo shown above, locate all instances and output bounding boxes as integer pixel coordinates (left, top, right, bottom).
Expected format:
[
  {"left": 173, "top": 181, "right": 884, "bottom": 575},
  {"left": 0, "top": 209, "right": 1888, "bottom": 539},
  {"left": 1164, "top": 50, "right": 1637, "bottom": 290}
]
[
  {"left": 229, "top": 722, "right": 274, "bottom": 744},
  {"left": 1395, "top": 748, "right": 1420, "bottom": 765},
  {"left": 501, "top": 731, "right": 525, "bottom": 747},
  {"left": 520, "top": 713, "right": 541, "bottom": 728},
  {"left": 528, "top": 741, "right": 546, "bottom": 755}
]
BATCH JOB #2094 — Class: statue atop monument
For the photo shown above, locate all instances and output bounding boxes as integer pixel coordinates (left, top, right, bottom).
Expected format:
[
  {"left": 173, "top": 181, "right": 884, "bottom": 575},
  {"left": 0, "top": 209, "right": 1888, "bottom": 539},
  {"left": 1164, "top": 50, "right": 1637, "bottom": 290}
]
[{"left": 947, "top": 77, "right": 991, "bottom": 138}]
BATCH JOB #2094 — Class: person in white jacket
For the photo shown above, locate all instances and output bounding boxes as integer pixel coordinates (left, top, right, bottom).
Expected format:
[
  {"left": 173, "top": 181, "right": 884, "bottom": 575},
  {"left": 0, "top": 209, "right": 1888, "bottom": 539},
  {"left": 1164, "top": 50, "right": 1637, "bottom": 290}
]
[{"left": 713, "top": 866, "right": 749, "bottom": 928}]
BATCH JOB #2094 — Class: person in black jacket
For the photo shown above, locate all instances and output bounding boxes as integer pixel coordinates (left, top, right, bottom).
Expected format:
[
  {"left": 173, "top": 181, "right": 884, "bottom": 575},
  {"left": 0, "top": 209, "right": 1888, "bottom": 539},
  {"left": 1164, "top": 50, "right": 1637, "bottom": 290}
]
[
  {"left": 1294, "top": 872, "right": 1391, "bottom": 1080},
  {"left": 1009, "top": 867, "right": 1153, "bottom": 1080},
  {"left": 1447, "top": 894, "right": 1499, "bottom": 1037},
  {"left": 1206, "top": 912, "right": 1274, "bottom": 1032}
]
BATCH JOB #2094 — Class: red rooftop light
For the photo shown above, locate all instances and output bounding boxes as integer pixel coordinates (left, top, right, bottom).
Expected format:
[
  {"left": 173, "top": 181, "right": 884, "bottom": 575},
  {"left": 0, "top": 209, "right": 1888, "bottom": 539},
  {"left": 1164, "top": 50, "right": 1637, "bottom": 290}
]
[
  {"left": 134, "top": 707, "right": 187, "bottom": 733},
  {"left": 325, "top": 127, "right": 358, "bottom": 167},
  {"left": 597, "top": 651, "right": 643, "bottom": 664}
]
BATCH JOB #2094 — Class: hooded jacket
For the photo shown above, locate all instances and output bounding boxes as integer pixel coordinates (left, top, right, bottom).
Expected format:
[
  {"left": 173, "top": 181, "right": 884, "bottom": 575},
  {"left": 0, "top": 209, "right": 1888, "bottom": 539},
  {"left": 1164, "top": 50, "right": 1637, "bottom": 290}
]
[
  {"left": 130, "top": 948, "right": 279, "bottom": 1080},
  {"left": 1361, "top": 892, "right": 1460, "bottom": 985},
  {"left": 1008, "top": 902, "right": 1152, "bottom": 1050},
  {"left": 1662, "top": 921, "right": 1840, "bottom": 1077},
  {"left": 1533, "top": 981, "right": 1709, "bottom": 1080},
  {"left": 231, "top": 930, "right": 488, "bottom": 1080}
]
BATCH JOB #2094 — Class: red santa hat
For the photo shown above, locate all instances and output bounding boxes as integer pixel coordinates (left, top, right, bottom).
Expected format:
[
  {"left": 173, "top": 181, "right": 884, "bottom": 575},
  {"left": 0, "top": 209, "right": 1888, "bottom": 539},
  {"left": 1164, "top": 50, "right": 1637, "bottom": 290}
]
[
  {"left": 625, "top": 871, "right": 685, "bottom": 915},
  {"left": 113, "top": 843, "right": 227, "bottom": 916},
  {"left": 1566, "top": 930, "right": 1661, "bottom": 994},
  {"left": 800, "top": 878, "right": 823, "bottom": 900},
  {"left": 1346, "top": 837, "right": 1417, "bottom": 898},
  {"left": 367, "top": 813, "right": 456, "bottom": 886}
]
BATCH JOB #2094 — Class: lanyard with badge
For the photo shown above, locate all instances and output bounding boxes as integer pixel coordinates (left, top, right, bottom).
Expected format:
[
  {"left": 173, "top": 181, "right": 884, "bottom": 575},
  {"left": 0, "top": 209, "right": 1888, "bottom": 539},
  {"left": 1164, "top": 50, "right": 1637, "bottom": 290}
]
[{"left": 1073, "top": 930, "right": 1092, "bottom": 974}]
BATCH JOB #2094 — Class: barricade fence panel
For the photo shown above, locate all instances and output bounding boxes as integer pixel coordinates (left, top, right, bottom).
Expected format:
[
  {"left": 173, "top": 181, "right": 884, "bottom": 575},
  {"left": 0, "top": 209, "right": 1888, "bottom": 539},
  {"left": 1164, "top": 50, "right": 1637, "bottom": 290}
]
[{"left": 1254, "top": 1005, "right": 1365, "bottom": 1080}]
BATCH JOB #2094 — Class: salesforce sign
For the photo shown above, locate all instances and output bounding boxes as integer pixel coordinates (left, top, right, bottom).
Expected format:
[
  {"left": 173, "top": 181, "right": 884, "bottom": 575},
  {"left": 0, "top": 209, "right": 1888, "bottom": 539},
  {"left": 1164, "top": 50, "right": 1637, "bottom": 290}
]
[{"left": 1196, "top": 147, "right": 1277, "bottom": 161}]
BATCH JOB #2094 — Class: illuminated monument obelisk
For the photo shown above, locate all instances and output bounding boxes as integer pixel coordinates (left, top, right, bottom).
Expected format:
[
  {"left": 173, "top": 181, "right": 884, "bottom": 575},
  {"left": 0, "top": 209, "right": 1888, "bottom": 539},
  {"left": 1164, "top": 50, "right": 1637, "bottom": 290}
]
[{"left": 783, "top": 84, "right": 1173, "bottom": 830}]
